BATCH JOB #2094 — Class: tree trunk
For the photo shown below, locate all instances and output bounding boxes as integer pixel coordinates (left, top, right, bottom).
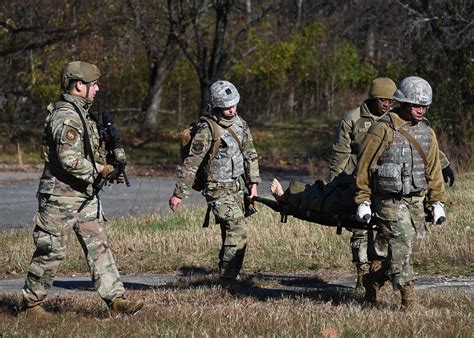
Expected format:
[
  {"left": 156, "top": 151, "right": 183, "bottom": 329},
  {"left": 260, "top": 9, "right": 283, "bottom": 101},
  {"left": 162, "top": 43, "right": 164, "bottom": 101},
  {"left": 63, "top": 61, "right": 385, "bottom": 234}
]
[
  {"left": 176, "top": 82, "right": 183, "bottom": 132},
  {"left": 199, "top": 79, "right": 211, "bottom": 116},
  {"left": 366, "top": 26, "right": 375, "bottom": 60},
  {"left": 142, "top": 85, "right": 163, "bottom": 129},
  {"left": 141, "top": 63, "right": 170, "bottom": 130},
  {"left": 296, "top": 0, "right": 303, "bottom": 28}
]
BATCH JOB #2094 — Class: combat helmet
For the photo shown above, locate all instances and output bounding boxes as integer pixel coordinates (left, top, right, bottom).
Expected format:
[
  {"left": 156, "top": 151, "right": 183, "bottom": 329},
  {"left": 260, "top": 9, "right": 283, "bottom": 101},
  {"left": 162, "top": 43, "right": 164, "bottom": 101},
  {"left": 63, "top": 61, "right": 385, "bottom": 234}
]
[
  {"left": 61, "top": 61, "right": 101, "bottom": 90},
  {"left": 393, "top": 76, "right": 432, "bottom": 106},
  {"left": 209, "top": 80, "right": 240, "bottom": 109}
]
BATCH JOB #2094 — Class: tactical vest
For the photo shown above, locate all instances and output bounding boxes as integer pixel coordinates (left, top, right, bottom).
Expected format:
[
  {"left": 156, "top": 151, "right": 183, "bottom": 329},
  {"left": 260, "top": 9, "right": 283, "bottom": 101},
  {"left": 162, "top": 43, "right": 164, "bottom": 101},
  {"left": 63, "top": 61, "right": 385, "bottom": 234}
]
[
  {"left": 206, "top": 117, "right": 245, "bottom": 183},
  {"left": 373, "top": 117, "right": 431, "bottom": 195},
  {"left": 38, "top": 98, "right": 105, "bottom": 197}
]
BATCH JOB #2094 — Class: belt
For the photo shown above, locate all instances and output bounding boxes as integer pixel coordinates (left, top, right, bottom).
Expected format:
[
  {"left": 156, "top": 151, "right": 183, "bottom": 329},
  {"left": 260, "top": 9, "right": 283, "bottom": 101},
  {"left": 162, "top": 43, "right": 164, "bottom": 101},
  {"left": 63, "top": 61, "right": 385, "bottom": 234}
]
[{"left": 206, "top": 180, "right": 240, "bottom": 190}]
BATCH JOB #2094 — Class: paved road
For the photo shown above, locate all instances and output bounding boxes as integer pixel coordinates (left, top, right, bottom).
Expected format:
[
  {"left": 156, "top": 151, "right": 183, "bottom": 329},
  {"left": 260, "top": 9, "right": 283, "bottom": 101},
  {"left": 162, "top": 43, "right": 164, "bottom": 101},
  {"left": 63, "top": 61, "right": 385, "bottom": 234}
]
[
  {"left": 0, "top": 171, "right": 309, "bottom": 231},
  {"left": 0, "top": 273, "right": 472, "bottom": 296}
]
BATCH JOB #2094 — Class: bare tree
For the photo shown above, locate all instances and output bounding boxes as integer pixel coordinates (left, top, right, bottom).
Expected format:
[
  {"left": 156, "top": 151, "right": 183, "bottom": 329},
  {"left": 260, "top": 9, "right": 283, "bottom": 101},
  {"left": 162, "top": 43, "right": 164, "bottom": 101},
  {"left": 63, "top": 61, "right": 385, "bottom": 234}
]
[
  {"left": 126, "top": 0, "right": 184, "bottom": 131},
  {"left": 169, "top": 0, "right": 274, "bottom": 115},
  {"left": 393, "top": 0, "right": 473, "bottom": 147},
  {"left": 0, "top": 1, "right": 127, "bottom": 57}
]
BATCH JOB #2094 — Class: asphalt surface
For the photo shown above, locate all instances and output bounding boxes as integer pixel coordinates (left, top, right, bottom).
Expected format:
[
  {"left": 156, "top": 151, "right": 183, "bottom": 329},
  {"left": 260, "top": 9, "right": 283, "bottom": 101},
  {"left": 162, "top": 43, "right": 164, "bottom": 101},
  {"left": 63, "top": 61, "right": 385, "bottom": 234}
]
[
  {"left": 0, "top": 273, "right": 472, "bottom": 296},
  {"left": 0, "top": 171, "right": 309, "bottom": 231}
]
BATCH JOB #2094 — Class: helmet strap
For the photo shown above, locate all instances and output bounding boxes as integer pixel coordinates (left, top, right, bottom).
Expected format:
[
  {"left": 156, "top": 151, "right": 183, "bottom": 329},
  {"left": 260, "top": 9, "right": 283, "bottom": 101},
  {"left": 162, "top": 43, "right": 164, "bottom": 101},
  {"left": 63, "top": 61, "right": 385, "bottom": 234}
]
[
  {"left": 85, "top": 82, "right": 91, "bottom": 99},
  {"left": 399, "top": 104, "right": 412, "bottom": 122},
  {"left": 213, "top": 108, "right": 222, "bottom": 123}
]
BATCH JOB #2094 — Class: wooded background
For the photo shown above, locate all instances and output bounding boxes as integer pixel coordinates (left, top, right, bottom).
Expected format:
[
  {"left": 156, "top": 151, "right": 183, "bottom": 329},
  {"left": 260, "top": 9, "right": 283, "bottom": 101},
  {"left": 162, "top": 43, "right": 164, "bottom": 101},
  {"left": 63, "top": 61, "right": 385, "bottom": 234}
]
[{"left": 0, "top": 0, "right": 472, "bottom": 169}]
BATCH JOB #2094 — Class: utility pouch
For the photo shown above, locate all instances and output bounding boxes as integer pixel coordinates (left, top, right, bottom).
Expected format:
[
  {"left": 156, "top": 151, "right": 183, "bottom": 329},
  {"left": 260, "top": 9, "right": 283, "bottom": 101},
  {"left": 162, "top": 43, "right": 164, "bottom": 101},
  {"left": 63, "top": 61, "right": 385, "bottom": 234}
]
[
  {"left": 401, "top": 164, "right": 412, "bottom": 196},
  {"left": 372, "top": 163, "right": 403, "bottom": 194}
]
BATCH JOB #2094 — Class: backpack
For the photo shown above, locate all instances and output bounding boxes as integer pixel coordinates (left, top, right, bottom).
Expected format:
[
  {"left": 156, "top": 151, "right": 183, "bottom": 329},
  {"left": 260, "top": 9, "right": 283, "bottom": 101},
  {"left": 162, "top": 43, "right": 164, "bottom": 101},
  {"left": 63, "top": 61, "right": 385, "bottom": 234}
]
[{"left": 180, "top": 116, "right": 222, "bottom": 191}]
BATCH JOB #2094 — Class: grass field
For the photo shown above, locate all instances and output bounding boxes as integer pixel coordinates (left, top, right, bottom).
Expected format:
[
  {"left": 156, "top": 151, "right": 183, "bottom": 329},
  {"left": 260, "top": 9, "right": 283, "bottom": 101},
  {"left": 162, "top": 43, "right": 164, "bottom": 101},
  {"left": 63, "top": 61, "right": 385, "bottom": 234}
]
[
  {"left": 0, "top": 173, "right": 472, "bottom": 335},
  {"left": 0, "top": 287, "right": 472, "bottom": 336}
]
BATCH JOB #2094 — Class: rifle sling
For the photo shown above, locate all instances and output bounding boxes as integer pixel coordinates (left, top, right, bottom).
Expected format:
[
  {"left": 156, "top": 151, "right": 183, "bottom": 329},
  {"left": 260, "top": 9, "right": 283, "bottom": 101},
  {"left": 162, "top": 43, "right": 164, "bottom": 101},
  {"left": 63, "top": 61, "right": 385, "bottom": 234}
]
[
  {"left": 69, "top": 101, "right": 99, "bottom": 176},
  {"left": 69, "top": 101, "right": 101, "bottom": 216},
  {"left": 398, "top": 128, "right": 428, "bottom": 167}
]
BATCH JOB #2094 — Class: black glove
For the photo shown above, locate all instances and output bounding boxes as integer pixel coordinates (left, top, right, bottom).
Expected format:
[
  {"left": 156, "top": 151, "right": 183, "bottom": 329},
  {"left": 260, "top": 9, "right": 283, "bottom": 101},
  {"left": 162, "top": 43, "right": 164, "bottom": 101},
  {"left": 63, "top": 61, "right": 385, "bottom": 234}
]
[{"left": 442, "top": 166, "right": 455, "bottom": 187}]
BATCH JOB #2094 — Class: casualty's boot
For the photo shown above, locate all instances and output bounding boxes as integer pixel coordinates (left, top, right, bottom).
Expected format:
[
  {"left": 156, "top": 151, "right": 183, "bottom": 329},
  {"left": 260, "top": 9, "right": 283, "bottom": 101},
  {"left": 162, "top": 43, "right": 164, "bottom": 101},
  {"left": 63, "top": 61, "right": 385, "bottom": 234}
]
[
  {"left": 23, "top": 304, "right": 55, "bottom": 321},
  {"left": 355, "top": 263, "right": 370, "bottom": 292},
  {"left": 400, "top": 281, "right": 416, "bottom": 311},
  {"left": 110, "top": 298, "right": 144, "bottom": 318}
]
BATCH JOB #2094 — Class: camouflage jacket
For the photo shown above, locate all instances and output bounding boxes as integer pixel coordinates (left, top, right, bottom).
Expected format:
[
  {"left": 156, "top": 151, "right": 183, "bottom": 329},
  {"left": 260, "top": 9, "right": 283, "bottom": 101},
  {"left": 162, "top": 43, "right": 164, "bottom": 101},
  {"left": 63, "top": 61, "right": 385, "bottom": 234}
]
[
  {"left": 355, "top": 112, "right": 445, "bottom": 205},
  {"left": 38, "top": 93, "right": 106, "bottom": 197},
  {"left": 173, "top": 115, "right": 261, "bottom": 198},
  {"left": 330, "top": 102, "right": 450, "bottom": 182},
  {"left": 329, "top": 101, "right": 381, "bottom": 181}
]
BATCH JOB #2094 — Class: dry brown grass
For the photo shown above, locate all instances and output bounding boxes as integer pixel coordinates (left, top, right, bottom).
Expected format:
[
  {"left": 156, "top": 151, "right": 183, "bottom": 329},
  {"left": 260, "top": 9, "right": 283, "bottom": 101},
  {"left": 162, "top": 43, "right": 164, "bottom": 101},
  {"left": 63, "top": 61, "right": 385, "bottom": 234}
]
[{"left": 0, "top": 281, "right": 472, "bottom": 336}]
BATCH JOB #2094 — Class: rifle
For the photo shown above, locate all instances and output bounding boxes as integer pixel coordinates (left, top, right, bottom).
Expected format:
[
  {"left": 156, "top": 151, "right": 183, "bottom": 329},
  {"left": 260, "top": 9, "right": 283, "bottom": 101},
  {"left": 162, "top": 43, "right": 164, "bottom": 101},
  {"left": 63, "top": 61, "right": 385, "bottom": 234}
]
[{"left": 95, "top": 111, "right": 130, "bottom": 190}]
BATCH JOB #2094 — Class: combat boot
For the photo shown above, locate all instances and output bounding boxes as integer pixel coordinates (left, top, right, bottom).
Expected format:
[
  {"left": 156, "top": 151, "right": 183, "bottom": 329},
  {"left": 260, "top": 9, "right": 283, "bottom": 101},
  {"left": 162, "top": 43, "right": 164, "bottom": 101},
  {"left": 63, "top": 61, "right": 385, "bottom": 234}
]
[
  {"left": 363, "top": 260, "right": 388, "bottom": 305},
  {"left": 400, "top": 281, "right": 416, "bottom": 311},
  {"left": 355, "top": 263, "right": 370, "bottom": 292},
  {"left": 363, "top": 278, "right": 380, "bottom": 304},
  {"left": 110, "top": 298, "right": 144, "bottom": 318},
  {"left": 23, "top": 304, "right": 55, "bottom": 321},
  {"left": 218, "top": 275, "right": 242, "bottom": 289}
]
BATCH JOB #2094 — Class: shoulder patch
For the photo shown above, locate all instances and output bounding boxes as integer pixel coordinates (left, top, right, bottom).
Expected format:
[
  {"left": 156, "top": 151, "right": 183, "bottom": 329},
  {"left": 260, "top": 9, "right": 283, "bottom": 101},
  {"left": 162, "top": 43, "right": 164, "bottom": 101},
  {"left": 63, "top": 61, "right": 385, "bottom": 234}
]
[
  {"left": 191, "top": 141, "right": 205, "bottom": 155},
  {"left": 65, "top": 127, "right": 79, "bottom": 142},
  {"left": 60, "top": 124, "right": 81, "bottom": 145}
]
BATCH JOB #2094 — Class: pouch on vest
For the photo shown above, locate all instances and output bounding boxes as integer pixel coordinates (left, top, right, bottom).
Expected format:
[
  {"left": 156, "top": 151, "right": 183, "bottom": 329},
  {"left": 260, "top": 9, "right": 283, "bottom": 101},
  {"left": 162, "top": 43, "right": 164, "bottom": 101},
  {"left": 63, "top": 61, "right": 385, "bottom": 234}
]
[
  {"left": 231, "top": 152, "right": 245, "bottom": 179},
  {"left": 372, "top": 163, "right": 403, "bottom": 194}
]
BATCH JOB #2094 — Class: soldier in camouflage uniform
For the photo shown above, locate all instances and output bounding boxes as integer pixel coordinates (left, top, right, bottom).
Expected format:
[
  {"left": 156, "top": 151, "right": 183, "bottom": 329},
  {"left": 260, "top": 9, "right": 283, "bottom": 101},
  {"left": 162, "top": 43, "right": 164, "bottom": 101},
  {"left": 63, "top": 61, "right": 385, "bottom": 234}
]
[
  {"left": 169, "top": 80, "right": 261, "bottom": 283},
  {"left": 329, "top": 78, "right": 397, "bottom": 291},
  {"left": 355, "top": 76, "right": 446, "bottom": 310},
  {"left": 22, "top": 61, "right": 143, "bottom": 319}
]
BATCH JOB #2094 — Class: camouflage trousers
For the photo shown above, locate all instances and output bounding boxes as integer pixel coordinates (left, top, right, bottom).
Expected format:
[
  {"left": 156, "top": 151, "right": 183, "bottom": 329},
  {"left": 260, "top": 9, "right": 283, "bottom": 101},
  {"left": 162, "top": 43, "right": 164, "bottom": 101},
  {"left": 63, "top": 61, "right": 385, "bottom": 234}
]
[
  {"left": 350, "top": 229, "right": 370, "bottom": 266},
  {"left": 370, "top": 195, "right": 426, "bottom": 290},
  {"left": 205, "top": 183, "right": 249, "bottom": 279},
  {"left": 22, "top": 193, "right": 125, "bottom": 307}
]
